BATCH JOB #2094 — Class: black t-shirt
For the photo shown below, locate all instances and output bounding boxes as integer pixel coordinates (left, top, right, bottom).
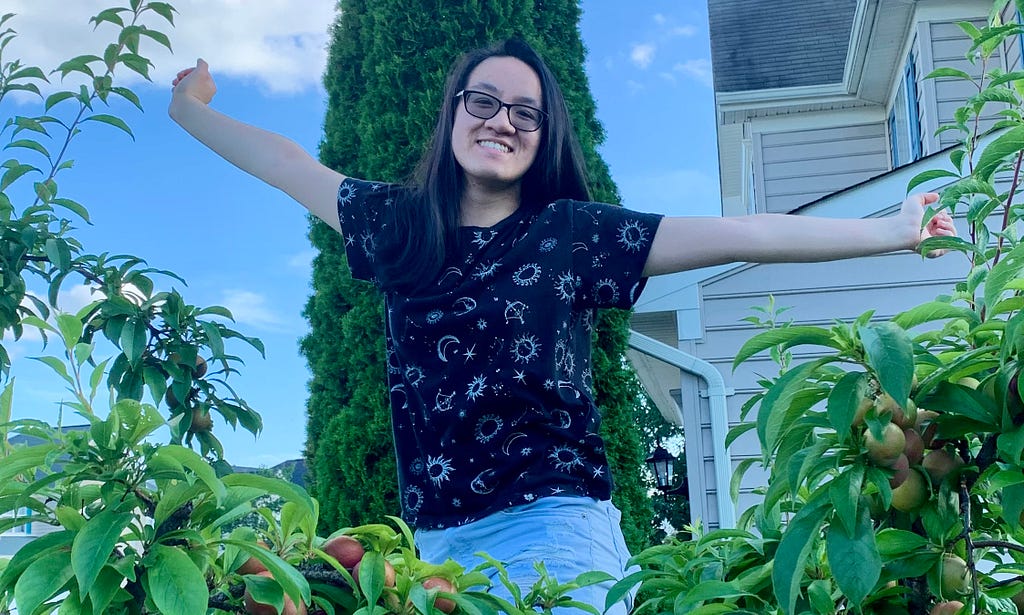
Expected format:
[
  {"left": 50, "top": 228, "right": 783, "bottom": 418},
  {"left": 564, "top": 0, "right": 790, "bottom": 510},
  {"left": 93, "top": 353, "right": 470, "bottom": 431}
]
[{"left": 337, "top": 177, "right": 663, "bottom": 529}]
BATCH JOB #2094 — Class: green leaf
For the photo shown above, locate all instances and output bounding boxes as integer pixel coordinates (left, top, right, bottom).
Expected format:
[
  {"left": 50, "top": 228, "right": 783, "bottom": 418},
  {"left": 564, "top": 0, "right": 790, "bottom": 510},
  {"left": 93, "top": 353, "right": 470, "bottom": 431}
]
[
  {"left": 975, "top": 125, "right": 1024, "bottom": 181},
  {"left": 147, "top": 2, "right": 177, "bottom": 24},
  {"left": 243, "top": 573, "right": 286, "bottom": 613},
  {"left": 925, "top": 67, "right": 973, "bottom": 81},
  {"left": 773, "top": 492, "right": 830, "bottom": 615},
  {"left": 676, "top": 580, "right": 752, "bottom": 609},
  {"left": 222, "top": 472, "right": 314, "bottom": 518},
  {"left": 0, "top": 161, "right": 39, "bottom": 191},
  {"left": 826, "top": 505, "right": 881, "bottom": 606},
  {"left": 5, "top": 138, "right": 50, "bottom": 157},
  {"left": 30, "top": 355, "right": 74, "bottom": 385},
  {"left": 150, "top": 445, "right": 227, "bottom": 503},
  {"left": 72, "top": 509, "right": 133, "bottom": 596},
  {"left": 893, "top": 301, "right": 980, "bottom": 330},
  {"left": 985, "top": 242, "right": 1024, "bottom": 311},
  {"left": 220, "top": 539, "right": 310, "bottom": 607},
  {"left": 875, "top": 528, "right": 929, "bottom": 558},
  {"left": 119, "top": 317, "right": 147, "bottom": 366},
  {"left": 859, "top": 322, "right": 913, "bottom": 407},
  {"left": 732, "top": 325, "right": 837, "bottom": 369},
  {"left": 44, "top": 90, "right": 76, "bottom": 111},
  {"left": 144, "top": 544, "right": 209, "bottom": 615},
  {"left": 829, "top": 466, "right": 864, "bottom": 537},
  {"left": 907, "top": 168, "right": 960, "bottom": 193},
  {"left": 13, "top": 544, "right": 73, "bottom": 615},
  {"left": 56, "top": 313, "right": 84, "bottom": 351},
  {"left": 82, "top": 114, "right": 134, "bottom": 139},
  {"left": 52, "top": 197, "right": 91, "bottom": 222},
  {"left": 201, "top": 320, "right": 225, "bottom": 357},
  {"left": 827, "top": 371, "right": 866, "bottom": 441}
]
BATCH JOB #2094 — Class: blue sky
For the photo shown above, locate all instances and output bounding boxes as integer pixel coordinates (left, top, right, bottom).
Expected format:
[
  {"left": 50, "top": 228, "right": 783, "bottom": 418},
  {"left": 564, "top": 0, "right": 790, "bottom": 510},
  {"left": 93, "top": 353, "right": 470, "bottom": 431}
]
[{"left": 2, "top": 1, "right": 719, "bottom": 467}]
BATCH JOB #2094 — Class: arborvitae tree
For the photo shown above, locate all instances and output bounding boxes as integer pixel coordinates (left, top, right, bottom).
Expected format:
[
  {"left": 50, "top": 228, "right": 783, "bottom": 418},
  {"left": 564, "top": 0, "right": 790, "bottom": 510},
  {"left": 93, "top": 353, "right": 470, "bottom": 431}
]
[{"left": 302, "top": 0, "right": 656, "bottom": 552}]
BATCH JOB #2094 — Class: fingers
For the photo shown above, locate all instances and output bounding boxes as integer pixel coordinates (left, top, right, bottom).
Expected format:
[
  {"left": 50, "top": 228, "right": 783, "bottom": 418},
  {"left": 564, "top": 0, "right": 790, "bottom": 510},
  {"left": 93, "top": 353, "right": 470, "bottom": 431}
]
[{"left": 171, "top": 59, "right": 209, "bottom": 87}]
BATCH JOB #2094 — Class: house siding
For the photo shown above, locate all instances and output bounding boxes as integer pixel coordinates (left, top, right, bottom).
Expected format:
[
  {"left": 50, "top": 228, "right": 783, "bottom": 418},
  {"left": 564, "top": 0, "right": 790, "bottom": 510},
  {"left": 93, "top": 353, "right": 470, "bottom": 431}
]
[
  {"left": 930, "top": 19, "right": 1004, "bottom": 149},
  {"left": 685, "top": 246, "right": 969, "bottom": 528},
  {"left": 755, "top": 123, "right": 889, "bottom": 214}
]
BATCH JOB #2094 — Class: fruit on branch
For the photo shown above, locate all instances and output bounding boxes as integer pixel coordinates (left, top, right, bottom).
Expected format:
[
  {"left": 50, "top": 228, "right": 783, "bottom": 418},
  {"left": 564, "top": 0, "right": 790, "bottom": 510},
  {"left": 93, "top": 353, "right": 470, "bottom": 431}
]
[
  {"left": 929, "top": 601, "right": 964, "bottom": 615},
  {"left": 922, "top": 448, "right": 964, "bottom": 485},
  {"left": 903, "top": 427, "right": 925, "bottom": 465},
  {"left": 888, "top": 454, "right": 910, "bottom": 488},
  {"left": 188, "top": 407, "right": 213, "bottom": 434},
  {"left": 939, "top": 554, "right": 971, "bottom": 597},
  {"left": 423, "top": 577, "right": 457, "bottom": 614},
  {"left": 243, "top": 570, "right": 307, "bottom": 615},
  {"left": 322, "top": 535, "right": 365, "bottom": 569},
  {"left": 866, "top": 423, "right": 906, "bottom": 465},
  {"left": 853, "top": 394, "right": 874, "bottom": 427},
  {"left": 890, "top": 469, "right": 928, "bottom": 512},
  {"left": 238, "top": 541, "right": 271, "bottom": 575},
  {"left": 353, "top": 556, "right": 396, "bottom": 587},
  {"left": 169, "top": 352, "right": 208, "bottom": 378}
]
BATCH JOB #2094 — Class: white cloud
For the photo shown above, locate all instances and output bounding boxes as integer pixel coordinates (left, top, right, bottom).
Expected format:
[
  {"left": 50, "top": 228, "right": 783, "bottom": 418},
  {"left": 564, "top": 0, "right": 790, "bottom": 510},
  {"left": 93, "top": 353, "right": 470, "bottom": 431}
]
[
  {"left": 220, "top": 289, "right": 287, "bottom": 331},
  {"left": 287, "top": 249, "right": 316, "bottom": 271},
  {"left": 670, "top": 25, "right": 698, "bottom": 37},
  {"left": 630, "top": 43, "right": 656, "bottom": 70},
  {"left": 653, "top": 14, "right": 666, "bottom": 25},
  {"left": 2, "top": 0, "right": 336, "bottom": 96},
  {"left": 673, "top": 59, "right": 714, "bottom": 87},
  {"left": 616, "top": 168, "right": 721, "bottom": 218}
]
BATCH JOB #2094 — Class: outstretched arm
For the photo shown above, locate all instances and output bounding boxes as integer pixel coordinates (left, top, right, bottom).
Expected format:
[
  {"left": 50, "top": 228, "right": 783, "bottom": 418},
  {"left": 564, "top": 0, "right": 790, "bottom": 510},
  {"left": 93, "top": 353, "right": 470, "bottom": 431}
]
[
  {"left": 168, "top": 59, "right": 346, "bottom": 233},
  {"left": 643, "top": 193, "right": 957, "bottom": 276}
]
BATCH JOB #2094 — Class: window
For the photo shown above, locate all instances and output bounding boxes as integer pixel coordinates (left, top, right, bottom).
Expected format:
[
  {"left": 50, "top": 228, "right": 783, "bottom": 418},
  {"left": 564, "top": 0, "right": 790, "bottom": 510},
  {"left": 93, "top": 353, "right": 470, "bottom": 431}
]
[{"left": 889, "top": 51, "right": 923, "bottom": 168}]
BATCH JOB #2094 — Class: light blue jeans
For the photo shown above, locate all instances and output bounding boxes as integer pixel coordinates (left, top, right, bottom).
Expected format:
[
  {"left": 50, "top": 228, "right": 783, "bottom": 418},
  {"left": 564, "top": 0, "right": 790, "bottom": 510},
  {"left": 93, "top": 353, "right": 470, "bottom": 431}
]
[{"left": 414, "top": 497, "right": 635, "bottom": 614}]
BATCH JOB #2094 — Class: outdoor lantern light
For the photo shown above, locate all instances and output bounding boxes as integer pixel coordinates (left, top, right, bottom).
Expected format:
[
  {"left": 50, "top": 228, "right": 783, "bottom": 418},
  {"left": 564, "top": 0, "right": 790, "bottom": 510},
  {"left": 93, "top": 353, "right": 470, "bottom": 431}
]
[{"left": 646, "top": 442, "right": 687, "bottom": 500}]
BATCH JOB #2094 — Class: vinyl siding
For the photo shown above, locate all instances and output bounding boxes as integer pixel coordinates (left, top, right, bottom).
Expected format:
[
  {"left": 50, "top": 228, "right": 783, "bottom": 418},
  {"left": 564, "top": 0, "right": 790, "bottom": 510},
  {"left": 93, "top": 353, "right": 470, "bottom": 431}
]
[
  {"left": 687, "top": 242, "right": 970, "bottom": 528},
  {"left": 930, "top": 19, "right": 1004, "bottom": 149},
  {"left": 755, "top": 124, "right": 889, "bottom": 214}
]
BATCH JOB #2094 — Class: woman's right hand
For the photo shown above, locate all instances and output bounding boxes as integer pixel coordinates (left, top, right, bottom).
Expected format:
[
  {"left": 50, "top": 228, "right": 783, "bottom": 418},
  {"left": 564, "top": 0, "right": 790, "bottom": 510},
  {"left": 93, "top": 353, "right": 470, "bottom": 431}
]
[{"left": 172, "top": 58, "right": 216, "bottom": 105}]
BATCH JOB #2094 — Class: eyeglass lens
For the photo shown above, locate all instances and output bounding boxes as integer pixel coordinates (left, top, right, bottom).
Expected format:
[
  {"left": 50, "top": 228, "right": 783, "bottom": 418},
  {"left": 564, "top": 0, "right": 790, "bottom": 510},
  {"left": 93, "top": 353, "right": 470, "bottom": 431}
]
[{"left": 462, "top": 91, "right": 544, "bottom": 132}]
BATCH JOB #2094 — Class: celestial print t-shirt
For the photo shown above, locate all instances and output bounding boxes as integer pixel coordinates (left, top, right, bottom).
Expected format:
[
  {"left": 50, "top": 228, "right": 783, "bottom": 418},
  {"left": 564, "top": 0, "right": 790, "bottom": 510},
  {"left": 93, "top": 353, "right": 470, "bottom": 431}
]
[{"left": 336, "top": 177, "right": 664, "bottom": 529}]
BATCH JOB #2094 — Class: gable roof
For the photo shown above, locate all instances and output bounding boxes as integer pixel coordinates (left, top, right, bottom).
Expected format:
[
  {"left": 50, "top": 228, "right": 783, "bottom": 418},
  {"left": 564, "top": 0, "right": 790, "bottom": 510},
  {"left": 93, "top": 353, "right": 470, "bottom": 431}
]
[{"left": 709, "top": 0, "right": 859, "bottom": 92}]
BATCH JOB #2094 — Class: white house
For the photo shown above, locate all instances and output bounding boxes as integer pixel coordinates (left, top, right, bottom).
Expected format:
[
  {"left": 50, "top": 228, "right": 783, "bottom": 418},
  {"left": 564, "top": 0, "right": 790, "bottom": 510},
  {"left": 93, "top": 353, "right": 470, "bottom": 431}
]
[{"left": 628, "top": 0, "right": 1016, "bottom": 529}]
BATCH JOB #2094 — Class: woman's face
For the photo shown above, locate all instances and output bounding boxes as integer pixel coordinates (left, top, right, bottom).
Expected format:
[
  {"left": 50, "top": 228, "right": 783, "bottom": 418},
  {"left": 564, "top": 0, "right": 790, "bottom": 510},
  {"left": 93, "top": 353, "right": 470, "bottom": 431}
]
[{"left": 451, "top": 56, "right": 543, "bottom": 192}]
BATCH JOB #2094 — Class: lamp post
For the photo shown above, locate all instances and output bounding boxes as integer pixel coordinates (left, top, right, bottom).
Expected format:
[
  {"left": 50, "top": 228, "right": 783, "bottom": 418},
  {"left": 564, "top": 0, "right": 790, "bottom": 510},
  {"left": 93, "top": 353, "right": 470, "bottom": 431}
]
[{"left": 645, "top": 442, "right": 688, "bottom": 501}]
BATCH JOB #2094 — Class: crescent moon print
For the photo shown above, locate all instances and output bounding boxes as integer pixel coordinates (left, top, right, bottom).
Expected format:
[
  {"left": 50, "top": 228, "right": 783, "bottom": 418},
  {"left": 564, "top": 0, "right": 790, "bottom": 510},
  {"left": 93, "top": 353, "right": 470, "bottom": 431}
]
[
  {"left": 440, "top": 267, "right": 463, "bottom": 284},
  {"left": 501, "top": 432, "right": 528, "bottom": 455},
  {"left": 552, "top": 409, "right": 572, "bottom": 429},
  {"left": 470, "top": 469, "right": 498, "bottom": 494},
  {"left": 453, "top": 297, "right": 477, "bottom": 316},
  {"left": 390, "top": 384, "right": 408, "bottom": 409},
  {"left": 437, "top": 335, "right": 459, "bottom": 362}
]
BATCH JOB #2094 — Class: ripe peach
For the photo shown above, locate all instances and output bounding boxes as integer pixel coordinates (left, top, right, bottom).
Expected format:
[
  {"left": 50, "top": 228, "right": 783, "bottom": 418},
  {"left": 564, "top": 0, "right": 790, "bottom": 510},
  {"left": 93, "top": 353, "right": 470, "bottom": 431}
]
[
  {"left": 922, "top": 449, "right": 964, "bottom": 485},
  {"left": 238, "top": 540, "right": 270, "bottom": 575},
  {"left": 243, "top": 570, "right": 307, "bottom": 615},
  {"left": 929, "top": 601, "right": 964, "bottom": 615},
  {"left": 423, "top": 577, "right": 457, "bottom": 614},
  {"left": 353, "top": 557, "right": 396, "bottom": 587},
  {"left": 323, "top": 535, "right": 365, "bottom": 569},
  {"left": 903, "top": 427, "right": 924, "bottom": 465},
  {"left": 888, "top": 454, "right": 910, "bottom": 488}
]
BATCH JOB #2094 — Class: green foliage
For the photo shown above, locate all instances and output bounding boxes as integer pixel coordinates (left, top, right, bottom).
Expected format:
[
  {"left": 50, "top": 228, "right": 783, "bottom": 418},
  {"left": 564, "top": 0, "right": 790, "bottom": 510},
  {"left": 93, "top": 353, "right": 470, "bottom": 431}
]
[
  {"left": 0, "top": 2, "right": 262, "bottom": 463},
  {"left": 304, "top": 0, "right": 656, "bottom": 548},
  {"left": 609, "top": 4, "right": 1024, "bottom": 614}
]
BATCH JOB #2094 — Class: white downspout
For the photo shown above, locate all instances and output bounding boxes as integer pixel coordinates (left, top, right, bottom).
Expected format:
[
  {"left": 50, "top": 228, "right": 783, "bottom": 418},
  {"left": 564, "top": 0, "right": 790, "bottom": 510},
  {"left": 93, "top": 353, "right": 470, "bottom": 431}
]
[{"left": 627, "top": 330, "right": 737, "bottom": 529}]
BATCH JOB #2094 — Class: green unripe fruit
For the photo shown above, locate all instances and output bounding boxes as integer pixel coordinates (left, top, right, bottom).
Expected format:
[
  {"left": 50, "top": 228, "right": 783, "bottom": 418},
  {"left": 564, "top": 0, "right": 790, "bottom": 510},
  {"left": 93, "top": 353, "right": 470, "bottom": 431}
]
[
  {"left": 922, "top": 448, "right": 964, "bottom": 484},
  {"left": 866, "top": 423, "right": 906, "bottom": 464},
  {"left": 891, "top": 469, "right": 928, "bottom": 512},
  {"left": 940, "top": 554, "right": 970, "bottom": 597}
]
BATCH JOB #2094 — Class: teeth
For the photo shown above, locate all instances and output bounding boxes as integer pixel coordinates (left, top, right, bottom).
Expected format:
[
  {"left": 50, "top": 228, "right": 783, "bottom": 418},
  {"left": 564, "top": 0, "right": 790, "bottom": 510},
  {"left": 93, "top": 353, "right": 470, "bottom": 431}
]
[{"left": 480, "top": 141, "right": 510, "bottom": 153}]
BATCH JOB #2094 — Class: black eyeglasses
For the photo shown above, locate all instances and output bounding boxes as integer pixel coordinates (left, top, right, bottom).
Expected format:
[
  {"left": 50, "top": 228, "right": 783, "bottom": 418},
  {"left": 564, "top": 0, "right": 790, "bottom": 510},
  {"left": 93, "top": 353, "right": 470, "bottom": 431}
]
[{"left": 455, "top": 89, "right": 547, "bottom": 132}]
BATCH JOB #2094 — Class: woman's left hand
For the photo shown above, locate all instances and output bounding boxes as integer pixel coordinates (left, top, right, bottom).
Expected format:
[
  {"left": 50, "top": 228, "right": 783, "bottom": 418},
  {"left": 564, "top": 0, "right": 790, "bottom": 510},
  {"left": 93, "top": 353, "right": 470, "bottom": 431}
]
[{"left": 900, "top": 192, "right": 956, "bottom": 258}]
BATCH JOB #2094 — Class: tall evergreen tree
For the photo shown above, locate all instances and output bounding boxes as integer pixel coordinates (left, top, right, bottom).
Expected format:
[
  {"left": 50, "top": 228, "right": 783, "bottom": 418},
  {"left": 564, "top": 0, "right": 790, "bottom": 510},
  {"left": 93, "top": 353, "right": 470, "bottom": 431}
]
[{"left": 302, "top": 0, "right": 655, "bottom": 552}]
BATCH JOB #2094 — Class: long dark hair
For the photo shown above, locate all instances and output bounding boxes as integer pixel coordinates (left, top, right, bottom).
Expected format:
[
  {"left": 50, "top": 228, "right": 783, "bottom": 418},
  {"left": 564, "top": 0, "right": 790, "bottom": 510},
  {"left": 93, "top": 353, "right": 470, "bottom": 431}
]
[{"left": 376, "top": 38, "right": 591, "bottom": 294}]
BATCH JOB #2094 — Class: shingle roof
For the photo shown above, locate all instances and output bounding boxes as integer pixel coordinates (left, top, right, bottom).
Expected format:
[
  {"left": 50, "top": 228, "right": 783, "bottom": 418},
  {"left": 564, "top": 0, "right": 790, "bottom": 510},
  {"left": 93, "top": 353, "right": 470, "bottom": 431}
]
[{"left": 709, "top": 0, "right": 858, "bottom": 92}]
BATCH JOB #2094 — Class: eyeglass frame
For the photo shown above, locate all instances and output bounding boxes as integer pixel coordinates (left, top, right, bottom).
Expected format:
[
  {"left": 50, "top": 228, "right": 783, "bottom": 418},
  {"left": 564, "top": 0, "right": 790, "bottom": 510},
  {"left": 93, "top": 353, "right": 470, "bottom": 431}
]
[{"left": 454, "top": 89, "right": 548, "bottom": 132}]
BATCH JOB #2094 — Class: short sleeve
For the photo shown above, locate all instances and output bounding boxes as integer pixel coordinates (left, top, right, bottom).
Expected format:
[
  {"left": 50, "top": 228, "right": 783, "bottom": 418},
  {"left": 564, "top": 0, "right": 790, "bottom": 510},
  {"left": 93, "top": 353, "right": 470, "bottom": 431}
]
[
  {"left": 571, "top": 201, "right": 663, "bottom": 309},
  {"left": 336, "top": 177, "right": 402, "bottom": 283}
]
